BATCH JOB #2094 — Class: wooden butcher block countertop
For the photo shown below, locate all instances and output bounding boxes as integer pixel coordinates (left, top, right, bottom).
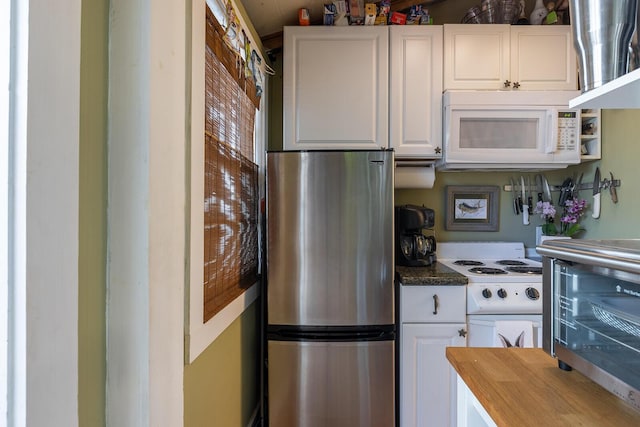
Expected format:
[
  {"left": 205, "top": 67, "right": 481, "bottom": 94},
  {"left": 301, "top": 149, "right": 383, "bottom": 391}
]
[{"left": 446, "top": 347, "right": 640, "bottom": 427}]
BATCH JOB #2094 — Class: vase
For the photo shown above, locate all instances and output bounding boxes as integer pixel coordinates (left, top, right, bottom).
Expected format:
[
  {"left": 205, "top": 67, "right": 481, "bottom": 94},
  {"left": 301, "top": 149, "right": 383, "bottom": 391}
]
[
  {"left": 529, "top": 0, "right": 548, "bottom": 25},
  {"left": 536, "top": 226, "right": 571, "bottom": 246},
  {"left": 569, "top": 0, "right": 637, "bottom": 91}
]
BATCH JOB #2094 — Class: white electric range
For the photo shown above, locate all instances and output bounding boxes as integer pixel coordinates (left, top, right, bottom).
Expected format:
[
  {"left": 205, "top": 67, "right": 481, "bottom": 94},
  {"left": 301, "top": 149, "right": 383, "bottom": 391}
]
[{"left": 437, "top": 242, "right": 543, "bottom": 347}]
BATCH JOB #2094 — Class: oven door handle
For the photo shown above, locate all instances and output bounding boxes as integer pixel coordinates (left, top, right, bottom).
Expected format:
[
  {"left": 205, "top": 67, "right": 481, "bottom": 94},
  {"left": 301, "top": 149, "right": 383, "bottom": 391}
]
[{"left": 433, "top": 294, "right": 439, "bottom": 315}]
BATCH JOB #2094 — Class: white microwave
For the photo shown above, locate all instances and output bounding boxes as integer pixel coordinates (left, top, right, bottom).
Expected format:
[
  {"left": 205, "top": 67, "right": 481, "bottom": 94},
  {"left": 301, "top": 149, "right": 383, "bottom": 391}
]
[{"left": 439, "top": 90, "right": 582, "bottom": 170}]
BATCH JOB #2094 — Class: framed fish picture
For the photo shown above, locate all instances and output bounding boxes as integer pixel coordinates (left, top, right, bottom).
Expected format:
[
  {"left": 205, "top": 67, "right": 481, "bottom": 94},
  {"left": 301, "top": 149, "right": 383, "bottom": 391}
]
[{"left": 445, "top": 185, "right": 499, "bottom": 231}]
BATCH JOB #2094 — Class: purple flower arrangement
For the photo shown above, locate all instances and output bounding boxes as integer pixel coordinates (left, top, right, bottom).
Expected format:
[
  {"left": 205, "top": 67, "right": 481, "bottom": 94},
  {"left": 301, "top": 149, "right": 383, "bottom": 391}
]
[{"left": 534, "top": 198, "right": 588, "bottom": 237}]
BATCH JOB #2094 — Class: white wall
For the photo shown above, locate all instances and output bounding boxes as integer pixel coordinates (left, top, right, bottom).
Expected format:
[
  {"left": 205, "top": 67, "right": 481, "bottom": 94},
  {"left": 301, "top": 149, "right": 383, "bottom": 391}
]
[
  {"left": 107, "top": 0, "right": 186, "bottom": 425},
  {"left": 6, "top": 0, "right": 81, "bottom": 425}
]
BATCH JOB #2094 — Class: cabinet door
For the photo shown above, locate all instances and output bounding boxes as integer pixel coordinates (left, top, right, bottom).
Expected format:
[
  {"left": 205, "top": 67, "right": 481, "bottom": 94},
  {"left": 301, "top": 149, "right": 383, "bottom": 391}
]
[
  {"left": 283, "top": 26, "right": 388, "bottom": 150},
  {"left": 510, "top": 26, "right": 577, "bottom": 90},
  {"left": 443, "top": 24, "right": 510, "bottom": 90},
  {"left": 400, "top": 323, "right": 467, "bottom": 427},
  {"left": 390, "top": 26, "right": 443, "bottom": 158}
]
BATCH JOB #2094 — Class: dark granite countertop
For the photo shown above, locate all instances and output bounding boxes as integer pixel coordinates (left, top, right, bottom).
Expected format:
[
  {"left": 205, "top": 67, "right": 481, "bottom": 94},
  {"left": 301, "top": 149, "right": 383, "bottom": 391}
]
[{"left": 396, "top": 262, "right": 468, "bottom": 286}]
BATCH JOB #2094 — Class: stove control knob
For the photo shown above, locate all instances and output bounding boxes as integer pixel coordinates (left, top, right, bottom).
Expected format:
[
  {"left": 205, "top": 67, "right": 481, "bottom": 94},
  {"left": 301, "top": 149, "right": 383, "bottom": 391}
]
[
  {"left": 525, "top": 287, "right": 540, "bottom": 300},
  {"left": 481, "top": 288, "right": 492, "bottom": 299},
  {"left": 497, "top": 288, "right": 507, "bottom": 299}
]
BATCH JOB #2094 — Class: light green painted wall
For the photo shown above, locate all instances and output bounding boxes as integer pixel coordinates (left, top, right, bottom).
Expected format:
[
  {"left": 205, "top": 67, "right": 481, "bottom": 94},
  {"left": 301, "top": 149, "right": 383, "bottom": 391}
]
[
  {"left": 576, "top": 109, "right": 639, "bottom": 239},
  {"left": 395, "top": 168, "right": 582, "bottom": 249},
  {"left": 181, "top": 2, "right": 263, "bottom": 425},
  {"left": 78, "top": 1, "right": 262, "bottom": 425},
  {"left": 78, "top": 0, "right": 108, "bottom": 425},
  {"left": 184, "top": 301, "right": 261, "bottom": 427}
]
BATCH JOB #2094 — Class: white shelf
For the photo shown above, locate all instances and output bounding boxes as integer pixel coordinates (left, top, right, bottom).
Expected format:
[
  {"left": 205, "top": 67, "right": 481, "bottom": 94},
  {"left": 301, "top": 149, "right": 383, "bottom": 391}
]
[
  {"left": 580, "top": 108, "right": 601, "bottom": 161},
  {"left": 569, "top": 67, "right": 640, "bottom": 109}
]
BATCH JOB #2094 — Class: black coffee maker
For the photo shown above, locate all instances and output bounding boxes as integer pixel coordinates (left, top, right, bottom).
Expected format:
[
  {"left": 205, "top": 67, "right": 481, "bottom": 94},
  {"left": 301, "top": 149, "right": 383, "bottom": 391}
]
[{"left": 395, "top": 205, "right": 436, "bottom": 267}]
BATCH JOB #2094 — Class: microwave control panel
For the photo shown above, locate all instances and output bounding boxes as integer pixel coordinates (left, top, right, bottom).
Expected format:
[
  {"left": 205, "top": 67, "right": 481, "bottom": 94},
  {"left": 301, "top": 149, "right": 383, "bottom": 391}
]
[{"left": 557, "top": 111, "right": 579, "bottom": 151}]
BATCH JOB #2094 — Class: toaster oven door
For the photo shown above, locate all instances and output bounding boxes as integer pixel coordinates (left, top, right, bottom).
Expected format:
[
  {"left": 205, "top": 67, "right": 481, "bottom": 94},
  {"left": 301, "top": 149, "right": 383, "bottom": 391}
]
[{"left": 550, "top": 259, "right": 640, "bottom": 410}]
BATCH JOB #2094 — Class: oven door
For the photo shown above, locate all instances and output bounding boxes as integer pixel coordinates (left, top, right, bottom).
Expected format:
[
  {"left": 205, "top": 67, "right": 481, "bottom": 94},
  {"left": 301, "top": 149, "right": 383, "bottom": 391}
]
[{"left": 467, "top": 314, "right": 542, "bottom": 348}]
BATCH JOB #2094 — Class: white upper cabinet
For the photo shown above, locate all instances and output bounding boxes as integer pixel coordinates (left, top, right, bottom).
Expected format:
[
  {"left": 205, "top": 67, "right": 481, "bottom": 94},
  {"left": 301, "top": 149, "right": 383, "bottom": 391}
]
[
  {"left": 444, "top": 24, "right": 577, "bottom": 91},
  {"left": 510, "top": 26, "right": 577, "bottom": 90},
  {"left": 444, "top": 24, "right": 510, "bottom": 90},
  {"left": 390, "top": 26, "right": 443, "bottom": 158},
  {"left": 283, "top": 26, "right": 389, "bottom": 150}
]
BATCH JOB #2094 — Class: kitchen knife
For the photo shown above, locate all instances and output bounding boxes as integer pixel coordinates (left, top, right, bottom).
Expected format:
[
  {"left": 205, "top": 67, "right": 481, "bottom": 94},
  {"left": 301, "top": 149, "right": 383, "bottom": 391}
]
[
  {"left": 535, "top": 174, "right": 544, "bottom": 203},
  {"left": 592, "top": 167, "right": 601, "bottom": 219},
  {"left": 510, "top": 177, "right": 520, "bottom": 214},
  {"left": 610, "top": 172, "right": 618, "bottom": 204},
  {"left": 521, "top": 175, "right": 529, "bottom": 225},
  {"left": 575, "top": 172, "right": 584, "bottom": 199},
  {"left": 527, "top": 176, "right": 533, "bottom": 215},
  {"left": 558, "top": 177, "right": 573, "bottom": 206},
  {"left": 542, "top": 175, "right": 553, "bottom": 203},
  {"left": 516, "top": 177, "right": 523, "bottom": 214}
]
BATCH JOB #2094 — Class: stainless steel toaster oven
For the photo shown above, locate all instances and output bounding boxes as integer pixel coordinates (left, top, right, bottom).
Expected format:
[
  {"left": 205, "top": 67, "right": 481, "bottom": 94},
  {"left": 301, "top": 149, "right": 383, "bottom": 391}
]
[{"left": 539, "top": 239, "right": 640, "bottom": 412}]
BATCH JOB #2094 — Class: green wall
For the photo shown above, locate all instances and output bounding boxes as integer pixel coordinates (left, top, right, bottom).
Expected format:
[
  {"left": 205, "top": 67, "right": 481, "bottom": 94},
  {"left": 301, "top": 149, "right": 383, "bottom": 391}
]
[
  {"left": 395, "top": 168, "right": 583, "bottom": 248},
  {"left": 184, "top": 301, "right": 261, "bottom": 426},
  {"left": 181, "top": 3, "right": 265, "bottom": 426},
  {"left": 78, "top": 0, "right": 108, "bottom": 425},
  {"left": 576, "top": 109, "right": 638, "bottom": 239},
  {"left": 78, "top": 1, "right": 263, "bottom": 425}
]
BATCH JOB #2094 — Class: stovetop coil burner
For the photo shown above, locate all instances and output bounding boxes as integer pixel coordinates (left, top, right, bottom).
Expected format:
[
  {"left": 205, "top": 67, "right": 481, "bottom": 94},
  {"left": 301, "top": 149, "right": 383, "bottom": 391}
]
[
  {"left": 454, "top": 260, "right": 485, "bottom": 266},
  {"left": 468, "top": 267, "right": 508, "bottom": 275},
  {"left": 505, "top": 266, "right": 543, "bottom": 275},
  {"left": 495, "top": 260, "right": 528, "bottom": 266}
]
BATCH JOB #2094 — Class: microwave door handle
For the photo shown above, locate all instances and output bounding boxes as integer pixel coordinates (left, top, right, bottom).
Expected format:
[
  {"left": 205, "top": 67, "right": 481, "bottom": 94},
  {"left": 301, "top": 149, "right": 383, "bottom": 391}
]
[{"left": 544, "top": 110, "right": 558, "bottom": 154}]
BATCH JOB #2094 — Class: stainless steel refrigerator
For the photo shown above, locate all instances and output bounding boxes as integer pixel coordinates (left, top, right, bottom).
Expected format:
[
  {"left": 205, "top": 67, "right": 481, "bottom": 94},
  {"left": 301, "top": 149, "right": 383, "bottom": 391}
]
[{"left": 265, "top": 150, "right": 395, "bottom": 427}]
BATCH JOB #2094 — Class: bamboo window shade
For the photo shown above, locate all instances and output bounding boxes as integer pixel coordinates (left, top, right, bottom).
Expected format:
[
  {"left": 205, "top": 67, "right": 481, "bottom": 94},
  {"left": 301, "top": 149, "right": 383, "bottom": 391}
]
[{"left": 203, "top": 7, "right": 259, "bottom": 323}]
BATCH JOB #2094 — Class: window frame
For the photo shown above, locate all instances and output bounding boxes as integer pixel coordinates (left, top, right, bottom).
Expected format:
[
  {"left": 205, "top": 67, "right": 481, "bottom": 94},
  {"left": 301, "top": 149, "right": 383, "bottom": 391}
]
[{"left": 186, "top": 0, "right": 265, "bottom": 363}]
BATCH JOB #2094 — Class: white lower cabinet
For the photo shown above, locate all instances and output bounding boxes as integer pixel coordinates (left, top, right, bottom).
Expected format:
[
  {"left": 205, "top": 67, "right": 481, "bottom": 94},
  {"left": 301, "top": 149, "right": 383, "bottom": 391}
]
[{"left": 400, "top": 285, "right": 467, "bottom": 427}]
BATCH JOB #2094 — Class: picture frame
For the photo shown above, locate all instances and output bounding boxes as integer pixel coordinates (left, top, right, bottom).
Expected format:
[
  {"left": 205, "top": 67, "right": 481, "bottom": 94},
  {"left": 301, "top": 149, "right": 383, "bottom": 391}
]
[{"left": 445, "top": 185, "right": 500, "bottom": 231}]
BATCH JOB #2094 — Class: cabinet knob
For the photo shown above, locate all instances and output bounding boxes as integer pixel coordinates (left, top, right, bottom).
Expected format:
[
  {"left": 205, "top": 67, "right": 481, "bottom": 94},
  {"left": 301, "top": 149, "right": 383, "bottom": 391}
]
[
  {"left": 513, "top": 81, "right": 521, "bottom": 89},
  {"left": 503, "top": 80, "right": 512, "bottom": 88},
  {"left": 458, "top": 329, "right": 467, "bottom": 338}
]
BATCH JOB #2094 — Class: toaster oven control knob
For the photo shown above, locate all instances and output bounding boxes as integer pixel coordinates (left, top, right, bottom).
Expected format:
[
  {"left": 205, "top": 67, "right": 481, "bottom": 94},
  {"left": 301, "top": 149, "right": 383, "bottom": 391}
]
[
  {"left": 497, "top": 288, "right": 507, "bottom": 299},
  {"left": 525, "top": 287, "right": 540, "bottom": 300},
  {"left": 481, "top": 288, "right": 492, "bottom": 299}
]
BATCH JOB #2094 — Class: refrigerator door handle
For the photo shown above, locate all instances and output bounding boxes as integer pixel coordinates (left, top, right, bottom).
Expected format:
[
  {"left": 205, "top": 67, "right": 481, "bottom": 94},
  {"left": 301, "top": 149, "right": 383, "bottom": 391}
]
[{"left": 268, "top": 325, "right": 396, "bottom": 342}]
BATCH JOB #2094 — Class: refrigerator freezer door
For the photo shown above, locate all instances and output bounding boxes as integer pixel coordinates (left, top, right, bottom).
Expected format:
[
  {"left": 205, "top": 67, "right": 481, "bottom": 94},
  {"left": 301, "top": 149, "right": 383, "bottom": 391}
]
[
  {"left": 267, "top": 150, "right": 394, "bottom": 326},
  {"left": 267, "top": 339, "right": 395, "bottom": 427}
]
